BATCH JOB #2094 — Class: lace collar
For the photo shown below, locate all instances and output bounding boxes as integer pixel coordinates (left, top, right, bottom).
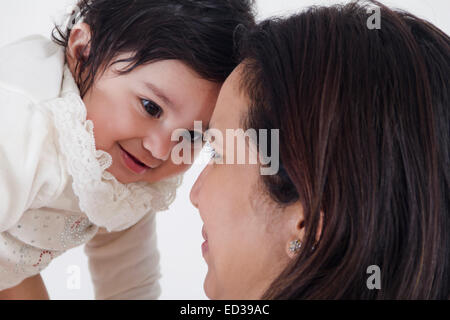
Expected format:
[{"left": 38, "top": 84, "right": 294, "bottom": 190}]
[{"left": 42, "top": 66, "right": 183, "bottom": 232}]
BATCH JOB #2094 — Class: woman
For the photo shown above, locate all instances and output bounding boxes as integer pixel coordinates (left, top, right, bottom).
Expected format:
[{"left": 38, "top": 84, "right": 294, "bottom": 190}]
[{"left": 190, "top": 1, "right": 449, "bottom": 299}]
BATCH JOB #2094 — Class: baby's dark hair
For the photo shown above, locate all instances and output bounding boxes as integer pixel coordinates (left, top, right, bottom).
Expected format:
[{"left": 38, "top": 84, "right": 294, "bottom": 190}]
[{"left": 52, "top": 0, "right": 256, "bottom": 96}]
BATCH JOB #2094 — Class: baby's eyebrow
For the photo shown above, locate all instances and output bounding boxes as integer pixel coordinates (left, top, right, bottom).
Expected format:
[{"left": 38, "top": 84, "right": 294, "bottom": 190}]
[{"left": 144, "top": 81, "right": 176, "bottom": 110}]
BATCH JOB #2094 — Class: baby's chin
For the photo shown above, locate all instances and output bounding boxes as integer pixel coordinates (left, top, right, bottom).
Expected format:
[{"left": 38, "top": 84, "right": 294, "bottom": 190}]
[
  {"left": 105, "top": 162, "right": 151, "bottom": 184},
  {"left": 106, "top": 166, "right": 137, "bottom": 184},
  {"left": 105, "top": 161, "right": 179, "bottom": 185}
]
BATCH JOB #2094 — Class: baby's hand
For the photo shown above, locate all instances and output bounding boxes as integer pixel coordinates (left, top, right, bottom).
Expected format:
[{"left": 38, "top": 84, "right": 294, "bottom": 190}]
[{"left": 0, "top": 274, "right": 49, "bottom": 300}]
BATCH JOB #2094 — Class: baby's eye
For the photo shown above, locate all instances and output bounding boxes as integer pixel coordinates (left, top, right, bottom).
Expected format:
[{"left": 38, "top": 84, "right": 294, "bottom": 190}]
[{"left": 141, "top": 99, "right": 163, "bottom": 119}]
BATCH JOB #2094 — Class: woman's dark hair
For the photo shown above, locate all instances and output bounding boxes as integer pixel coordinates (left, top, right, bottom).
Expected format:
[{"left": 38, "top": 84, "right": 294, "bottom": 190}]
[
  {"left": 239, "top": 0, "right": 449, "bottom": 299},
  {"left": 52, "top": 0, "right": 256, "bottom": 96}
]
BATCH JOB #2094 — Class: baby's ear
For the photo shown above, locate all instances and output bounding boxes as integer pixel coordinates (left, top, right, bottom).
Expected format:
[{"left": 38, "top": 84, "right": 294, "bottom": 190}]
[{"left": 66, "top": 22, "right": 91, "bottom": 66}]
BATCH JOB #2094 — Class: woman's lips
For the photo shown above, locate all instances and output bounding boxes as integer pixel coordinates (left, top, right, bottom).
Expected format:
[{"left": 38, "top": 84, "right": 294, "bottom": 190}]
[
  {"left": 202, "top": 226, "right": 208, "bottom": 241},
  {"left": 201, "top": 226, "right": 209, "bottom": 257},
  {"left": 119, "top": 145, "right": 149, "bottom": 175},
  {"left": 201, "top": 240, "right": 209, "bottom": 257}
]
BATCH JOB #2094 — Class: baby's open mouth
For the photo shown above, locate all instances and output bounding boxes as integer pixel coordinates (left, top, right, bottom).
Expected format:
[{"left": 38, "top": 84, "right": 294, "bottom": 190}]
[
  {"left": 119, "top": 144, "right": 149, "bottom": 174},
  {"left": 125, "top": 149, "right": 147, "bottom": 167}
]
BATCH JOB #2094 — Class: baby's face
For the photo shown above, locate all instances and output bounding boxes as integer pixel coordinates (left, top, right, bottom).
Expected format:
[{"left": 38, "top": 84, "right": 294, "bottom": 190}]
[{"left": 81, "top": 57, "right": 221, "bottom": 184}]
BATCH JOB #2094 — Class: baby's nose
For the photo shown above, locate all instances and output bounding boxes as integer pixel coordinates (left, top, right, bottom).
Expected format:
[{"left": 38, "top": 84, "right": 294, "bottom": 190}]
[{"left": 143, "top": 137, "right": 175, "bottom": 162}]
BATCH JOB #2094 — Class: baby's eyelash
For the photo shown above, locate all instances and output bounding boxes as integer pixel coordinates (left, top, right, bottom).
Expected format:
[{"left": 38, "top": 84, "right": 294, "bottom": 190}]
[{"left": 141, "top": 98, "right": 163, "bottom": 119}]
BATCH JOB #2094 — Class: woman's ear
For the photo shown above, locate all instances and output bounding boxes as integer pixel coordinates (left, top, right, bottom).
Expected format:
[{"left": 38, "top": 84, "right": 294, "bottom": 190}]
[
  {"left": 284, "top": 201, "right": 305, "bottom": 259},
  {"left": 284, "top": 202, "right": 324, "bottom": 259},
  {"left": 66, "top": 23, "right": 91, "bottom": 74}
]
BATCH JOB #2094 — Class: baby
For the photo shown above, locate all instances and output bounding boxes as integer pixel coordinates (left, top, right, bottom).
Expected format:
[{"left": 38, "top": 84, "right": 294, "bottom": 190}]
[{"left": 0, "top": 0, "right": 255, "bottom": 299}]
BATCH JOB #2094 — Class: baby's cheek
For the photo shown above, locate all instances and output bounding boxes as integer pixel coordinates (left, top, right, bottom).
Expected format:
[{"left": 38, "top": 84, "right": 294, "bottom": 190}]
[
  {"left": 86, "top": 115, "right": 118, "bottom": 151},
  {"left": 166, "top": 162, "right": 192, "bottom": 177}
]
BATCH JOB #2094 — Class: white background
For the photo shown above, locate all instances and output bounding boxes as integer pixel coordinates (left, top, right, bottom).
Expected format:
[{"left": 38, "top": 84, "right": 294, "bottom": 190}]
[{"left": 0, "top": 0, "right": 449, "bottom": 299}]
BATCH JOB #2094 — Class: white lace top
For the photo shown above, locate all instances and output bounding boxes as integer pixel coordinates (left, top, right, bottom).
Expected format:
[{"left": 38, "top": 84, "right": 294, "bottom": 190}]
[{"left": 0, "top": 35, "right": 183, "bottom": 298}]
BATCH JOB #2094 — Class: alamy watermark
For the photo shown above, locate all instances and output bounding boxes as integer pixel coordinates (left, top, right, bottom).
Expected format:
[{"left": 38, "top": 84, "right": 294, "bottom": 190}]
[
  {"left": 366, "top": 265, "right": 381, "bottom": 290},
  {"left": 367, "top": 6, "right": 381, "bottom": 30},
  {"left": 170, "top": 121, "right": 280, "bottom": 176}
]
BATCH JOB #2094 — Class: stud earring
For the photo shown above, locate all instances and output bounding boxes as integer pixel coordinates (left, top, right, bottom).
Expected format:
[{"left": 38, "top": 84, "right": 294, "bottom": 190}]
[{"left": 289, "top": 239, "right": 302, "bottom": 254}]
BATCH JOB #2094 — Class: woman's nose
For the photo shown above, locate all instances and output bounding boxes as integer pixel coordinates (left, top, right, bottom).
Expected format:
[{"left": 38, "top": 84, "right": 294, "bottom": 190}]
[{"left": 190, "top": 167, "right": 207, "bottom": 209}]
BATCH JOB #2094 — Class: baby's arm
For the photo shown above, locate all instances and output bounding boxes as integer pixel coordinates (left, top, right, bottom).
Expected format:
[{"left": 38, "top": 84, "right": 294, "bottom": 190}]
[
  {"left": 0, "top": 274, "right": 49, "bottom": 300},
  {"left": 84, "top": 211, "right": 161, "bottom": 300}
]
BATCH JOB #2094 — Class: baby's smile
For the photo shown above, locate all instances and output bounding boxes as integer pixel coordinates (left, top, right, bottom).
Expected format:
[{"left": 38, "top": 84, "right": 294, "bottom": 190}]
[{"left": 118, "top": 143, "right": 154, "bottom": 175}]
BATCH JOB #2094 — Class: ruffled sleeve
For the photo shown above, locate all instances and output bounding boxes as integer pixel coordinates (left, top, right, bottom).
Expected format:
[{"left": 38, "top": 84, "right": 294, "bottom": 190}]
[{"left": 0, "top": 87, "right": 61, "bottom": 233}]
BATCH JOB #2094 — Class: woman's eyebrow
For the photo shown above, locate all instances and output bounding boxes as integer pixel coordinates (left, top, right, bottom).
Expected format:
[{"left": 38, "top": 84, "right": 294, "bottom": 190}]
[{"left": 144, "top": 81, "right": 177, "bottom": 110}]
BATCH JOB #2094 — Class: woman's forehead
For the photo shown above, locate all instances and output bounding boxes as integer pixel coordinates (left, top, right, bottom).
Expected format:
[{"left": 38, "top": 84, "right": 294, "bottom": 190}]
[{"left": 210, "top": 66, "right": 249, "bottom": 132}]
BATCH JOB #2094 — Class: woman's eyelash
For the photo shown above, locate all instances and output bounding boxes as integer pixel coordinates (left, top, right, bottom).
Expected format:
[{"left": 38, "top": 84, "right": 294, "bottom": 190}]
[
  {"left": 141, "top": 98, "right": 163, "bottom": 119},
  {"left": 204, "top": 141, "right": 221, "bottom": 160}
]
